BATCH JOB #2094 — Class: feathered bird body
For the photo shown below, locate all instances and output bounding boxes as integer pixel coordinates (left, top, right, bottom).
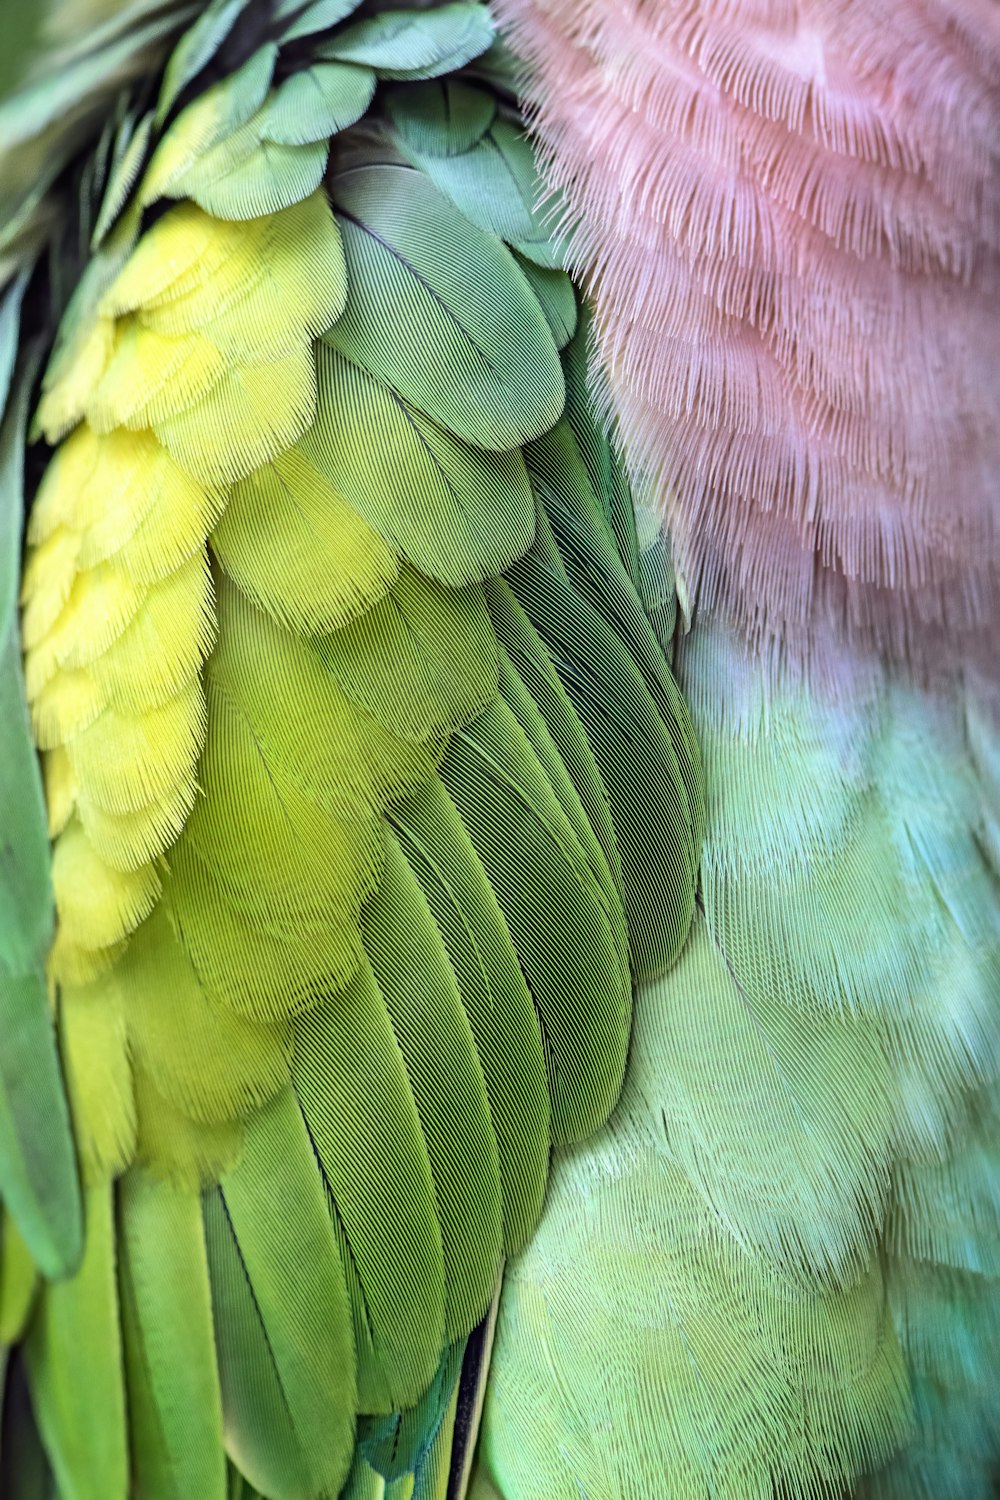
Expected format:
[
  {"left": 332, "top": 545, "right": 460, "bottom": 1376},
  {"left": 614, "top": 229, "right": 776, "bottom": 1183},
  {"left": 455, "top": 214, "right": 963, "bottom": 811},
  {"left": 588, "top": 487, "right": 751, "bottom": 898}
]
[{"left": 0, "top": 2, "right": 997, "bottom": 1498}]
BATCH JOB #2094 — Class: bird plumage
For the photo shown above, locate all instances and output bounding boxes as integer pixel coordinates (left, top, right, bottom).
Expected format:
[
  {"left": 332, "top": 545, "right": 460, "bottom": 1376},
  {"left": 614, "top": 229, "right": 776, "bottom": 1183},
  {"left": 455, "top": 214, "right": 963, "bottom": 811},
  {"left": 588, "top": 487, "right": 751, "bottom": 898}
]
[{"left": 0, "top": 2, "right": 997, "bottom": 1498}]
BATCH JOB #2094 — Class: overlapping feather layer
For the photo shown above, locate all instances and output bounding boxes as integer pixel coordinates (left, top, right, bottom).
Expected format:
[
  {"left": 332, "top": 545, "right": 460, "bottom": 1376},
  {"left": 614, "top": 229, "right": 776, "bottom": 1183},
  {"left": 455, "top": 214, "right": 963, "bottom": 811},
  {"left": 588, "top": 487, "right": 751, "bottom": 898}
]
[
  {"left": 474, "top": 616, "right": 1000, "bottom": 1500},
  {"left": 2, "top": 7, "right": 703, "bottom": 1498}
]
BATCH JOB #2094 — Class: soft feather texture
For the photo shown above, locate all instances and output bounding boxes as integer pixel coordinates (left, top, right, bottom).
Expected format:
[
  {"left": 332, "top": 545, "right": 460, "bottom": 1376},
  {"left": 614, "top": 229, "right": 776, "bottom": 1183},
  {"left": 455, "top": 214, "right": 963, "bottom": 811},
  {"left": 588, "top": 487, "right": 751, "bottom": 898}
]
[
  {"left": 2, "top": 7, "right": 703, "bottom": 1496},
  {"left": 495, "top": 0, "right": 1000, "bottom": 667},
  {"left": 474, "top": 613, "right": 1000, "bottom": 1500}
]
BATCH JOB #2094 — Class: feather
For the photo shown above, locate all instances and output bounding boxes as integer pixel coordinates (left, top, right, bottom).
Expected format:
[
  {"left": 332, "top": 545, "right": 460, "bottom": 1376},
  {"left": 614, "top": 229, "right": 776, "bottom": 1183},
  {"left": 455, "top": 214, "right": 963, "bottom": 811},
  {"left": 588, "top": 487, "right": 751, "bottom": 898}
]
[
  {"left": 292, "top": 957, "right": 446, "bottom": 1414},
  {"left": 361, "top": 834, "right": 505, "bottom": 1339},
  {"left": 0, "top": 306, "right": 81, "bottom": 1278},
  {"left": 215, "top": 1088, "right": 357, "bottom": 1500},
  {"left": 3, "top": 7, "right": 703, "bottom": 1495},
  {"left": 117, "top": 1173, "right": 226, "bottom": 1499},
  {"left": 496, "top": 0, "right": 1000, "bottom": 665},
  {"left": 325, "top": 162, "right": 564, "bottom": 451},
  {"left": 24, "top": 1184, "right": 128, "bottom": 1500},
  {"left": 322, "top": 5, "right": 495, "bottom": 81},
  {"left": 392, "top": 776, "right": 551, "bottom": 1254}
]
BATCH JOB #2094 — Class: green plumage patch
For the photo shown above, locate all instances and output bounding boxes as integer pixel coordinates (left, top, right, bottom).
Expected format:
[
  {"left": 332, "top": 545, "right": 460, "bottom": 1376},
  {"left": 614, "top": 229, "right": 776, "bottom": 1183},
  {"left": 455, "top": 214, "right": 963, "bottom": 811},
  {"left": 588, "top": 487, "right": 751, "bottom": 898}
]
[{"left": 0, "top": 5, "right": 704, "bottom": 1499}]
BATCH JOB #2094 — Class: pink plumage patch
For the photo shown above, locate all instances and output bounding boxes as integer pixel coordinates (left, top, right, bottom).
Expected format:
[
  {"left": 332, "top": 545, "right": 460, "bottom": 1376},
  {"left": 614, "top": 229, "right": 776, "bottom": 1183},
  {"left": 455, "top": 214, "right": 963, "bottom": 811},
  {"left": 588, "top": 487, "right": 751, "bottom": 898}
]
[{"left": 497, "top": 0, "right": 1000, "bottom": 665}]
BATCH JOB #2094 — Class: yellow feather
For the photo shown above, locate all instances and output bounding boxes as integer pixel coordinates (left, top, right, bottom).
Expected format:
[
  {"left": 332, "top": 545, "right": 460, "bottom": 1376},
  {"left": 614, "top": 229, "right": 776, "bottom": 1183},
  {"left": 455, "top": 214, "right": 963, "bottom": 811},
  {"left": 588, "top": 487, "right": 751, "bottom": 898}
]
[
  {"left": 30, "top": 664, "right": 105, "bottom": 751},
  {"left": 100, "top": 203, "right": 247, "bottom": 318},
  {"left": 137, "top": 194, "right": 347, "bottom": 361},
  {"left": 44, "top": 745, "right": 77, "bottom": 838},
  {"left": 20, "top": 527, "right": 82, "bottom": 649},
  {"left": 30, "top": 559, "right": 145, "bottom": 673},
  {"left": 88, "top": 551, "right": 216, "bottom": 715},
  {"left": 154, "top": 347, "right": 316, "bottom": 483},
  {"left": 60, "top": 981, "right": 137, "bottom": 1183},
  {"left": 52, "top": 819, "right": 161, "bottom": 956},
  {"left": 35, "top": 317, "right": 117, "bottom": 444},
  {"left": 88, "top": 320, "right": 226, "bottom": 433},
  {"left": 211, "top": 440, "right": 397, "bottom": 634},
  {"left": 66, "top": 677, "right": 206, "bottom": 818},
  {"left": 27, "top": 424, "right": 100, "bottom": 546},
  {"left": 77, "top": 778, "right": 199, "bottom": 875}
]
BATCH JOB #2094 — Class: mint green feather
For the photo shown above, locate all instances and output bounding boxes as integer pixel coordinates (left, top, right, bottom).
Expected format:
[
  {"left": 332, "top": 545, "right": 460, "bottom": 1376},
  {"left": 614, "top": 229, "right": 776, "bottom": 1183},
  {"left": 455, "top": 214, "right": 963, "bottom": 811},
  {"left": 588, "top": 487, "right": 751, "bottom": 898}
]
[
  {"left": 264, "top": 64, "right": 375, "bottom": 146},
  {"left": 324, "top": 163, "right": 564, "bottom": 450},
  {"left": 387, "top": 82, "right": 562, "bottom": 267},
  {"left": 321, "top": 5, "right": 495, "bottom": 81},
  {"left": 155, "top": 0, "right": 251, "bottom": 124},
  {"left": 278, "top": 1, "right": 365, "bottom": 44}
]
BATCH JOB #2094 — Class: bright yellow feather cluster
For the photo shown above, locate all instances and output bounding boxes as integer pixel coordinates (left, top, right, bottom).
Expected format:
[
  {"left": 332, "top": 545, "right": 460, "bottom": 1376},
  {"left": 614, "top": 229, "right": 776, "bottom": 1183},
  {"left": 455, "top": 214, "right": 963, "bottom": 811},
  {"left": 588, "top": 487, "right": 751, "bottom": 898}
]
[
  {"left": 19, "top": 189, "right": 357, "bottom": 1183},
  {"left": 23, "top": 192, "right": 343, "bottom": 987}
]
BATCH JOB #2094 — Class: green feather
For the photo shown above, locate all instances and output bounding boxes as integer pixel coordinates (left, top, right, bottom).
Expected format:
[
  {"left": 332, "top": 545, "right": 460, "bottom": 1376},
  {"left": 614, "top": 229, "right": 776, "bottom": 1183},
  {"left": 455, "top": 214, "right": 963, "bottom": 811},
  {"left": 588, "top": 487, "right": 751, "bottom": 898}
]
[
  {"left": 325, "top": 163, "right": 564, "bottom": 450},
  {"left": 156, "top": 0, "right": 251, "bottom": 125},
  {"left": 495, "top": 643, "right": 626, "bottom": 962},
  {"left": 25, "top": 1184, "right": 128, "bottom": 1500},
  {"left": 213, "top": 1088, "right": 356, "bottom": 1500},
  {"left": 485, "top": 578, "right": 625, "bottom": 916},
  {"left": 0, "top": 300, "right": 81, "bottom": 1279},
  {"left": 263, "top": 63, "right": 375, "bottom": 146},
  {"left": 0, "top": 1214, "right": 37, "bottom": 1346},
  {"left": 291, "top": 958, "right": 446, "bottom": 1415},
  {"left": 92, "top": 110, "right": 154, "bottom": 248},
  {"left": 511, "top": 257, "right": 577, "bottom": 350},
  {"left": 526, "top": 421, "right": 703, "bottom": 852},
  {"left": 304, "top": 345, "right": 536, "bottom": 585},
  {"left": 361, "top": 835, "right": 504, "bottom": 1340},
  {"left": 278, "top": 0, "right": 365, "bottom": 44},
  {"left": 165, "top": 110, "right": 329, "bottom": 220},
  {"left": 118, "top": 1173, "right": 227, "bottom": 1500},
  {"left": 0, "top": 1353, "right": 58, "bottom": 1500},
  {"left": 441, "top": 694, "right": 633, "bottom": 1143},
  {"left": 388, "top": 86, "right": 560, "bottom": 266},
  {"left": 358, "top": 1339, "right": 464, "bottom": 1483},
  {"left": 507, "top": 506, "right": 698, "bottom": 979},
  {"left": 320, "top": 5, "right": 495, "bottom": 81},
  {"left": 385, "top": 79, "right": 496, "bottom": 156},
  {"left": 313, "top": 568, "right": 498, "bottom": 745},
  {"left": 391, "top": 775, "right": 551, "bottom": 1253}
]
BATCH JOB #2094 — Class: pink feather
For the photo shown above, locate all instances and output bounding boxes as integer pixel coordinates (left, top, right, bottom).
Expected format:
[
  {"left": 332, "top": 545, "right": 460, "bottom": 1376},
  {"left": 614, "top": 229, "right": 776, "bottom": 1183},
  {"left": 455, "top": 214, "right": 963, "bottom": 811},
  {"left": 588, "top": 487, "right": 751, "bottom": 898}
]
[{"left": 496, "top": 0, "right": 1000, "bottom": 666}]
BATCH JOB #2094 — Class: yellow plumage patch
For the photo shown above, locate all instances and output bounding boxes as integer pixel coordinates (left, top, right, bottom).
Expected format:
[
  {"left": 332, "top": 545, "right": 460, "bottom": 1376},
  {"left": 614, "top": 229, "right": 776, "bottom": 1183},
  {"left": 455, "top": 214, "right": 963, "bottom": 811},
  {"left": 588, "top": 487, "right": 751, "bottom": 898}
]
[
  {"left": 77, "top": 780, "right": 200, "bottom": 875},
  {"left": 211, "top": 441, "right": 397, "bottom": 633},
  {"left": 52, "top": 820, "right": 161, "bottom": 955},
  {"left": 153, "top": 347, "right": 317, "bottom": 483},
  {"left": 88, "top": 552, "right": 216, "bottom": 713},
  {"left": 20, "top": 528, "right": 82, "bottom": 649},
  {"left": 35, "top": 317, "right": 118, "bottom": 444},
  {"left": 67, "top": 678, "right": 206, "bottom": 818},
  {"left": 89, "top": 323, "right": 228, "bottom": 433},
  {"left": 59, "top": 983, "right": 136, "bottom": 1184},
  {"left": 112, "top": 193, "right": 347, "bottom": 364},
  {"left": 30, "top": 663, "right": 105, "bottom": 751},
  {"left": 43, "top": 746, "right": 76, "bottom": 839}
]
